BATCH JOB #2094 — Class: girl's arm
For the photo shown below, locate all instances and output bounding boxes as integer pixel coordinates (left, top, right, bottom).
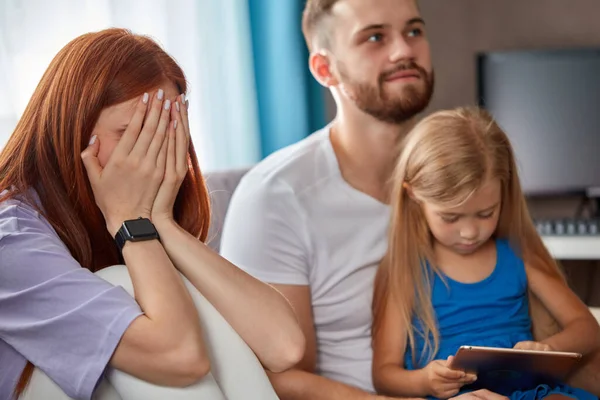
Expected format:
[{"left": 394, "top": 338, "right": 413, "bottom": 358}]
[
  {"left": 154, "top": 219, "right": 305, "bottom": 373},
  {"left": 372, "top": 297, "right": 474, "bottom": 398},
  {"left": 525, "top": 262, "right": 600, "bottom": 355},
  {"left": 372, "top": 296, "right": 476, "bottom": 399},
  {"left": 372, "top": 299, "right": 429, "bottom": 397}
]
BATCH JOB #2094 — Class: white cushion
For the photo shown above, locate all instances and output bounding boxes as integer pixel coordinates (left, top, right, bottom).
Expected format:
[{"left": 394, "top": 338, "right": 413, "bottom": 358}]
[{"left": 590, "top": 307, "right": 600, "bottom": 324}]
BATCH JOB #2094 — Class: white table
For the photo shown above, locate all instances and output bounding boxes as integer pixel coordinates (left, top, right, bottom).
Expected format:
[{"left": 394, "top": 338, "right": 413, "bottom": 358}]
[
  {"left": 542, "top": 236, "right": 600, "bottom": 323},
  {"left": 542, "top": 236, "right": 600, "bottom": 260}
]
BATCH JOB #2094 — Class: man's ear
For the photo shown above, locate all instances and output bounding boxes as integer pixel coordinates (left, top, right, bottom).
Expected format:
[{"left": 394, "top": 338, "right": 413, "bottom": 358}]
[{"left": 309, "top": 51, "right": 338, "bottom": 87}]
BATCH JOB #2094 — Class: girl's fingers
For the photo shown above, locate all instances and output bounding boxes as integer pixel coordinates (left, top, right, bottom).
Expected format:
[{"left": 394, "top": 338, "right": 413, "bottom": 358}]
[{"left": 438, "top": 365, "right": 465, "bottom": 380}]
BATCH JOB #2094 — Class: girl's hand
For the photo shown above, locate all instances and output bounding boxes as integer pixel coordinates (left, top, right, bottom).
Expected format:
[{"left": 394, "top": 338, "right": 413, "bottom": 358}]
[
  {"left": 423, "top": 356, "right": 477, "bottom": 399},
  {"left": 151, "top": 94, "right": 190, "bottom": 226},
  {"left": 81, "top": 90, "right": 171, "bottom": 237},
  {"left": 513, "top": 341, "right": 553, "bottom": 351}
]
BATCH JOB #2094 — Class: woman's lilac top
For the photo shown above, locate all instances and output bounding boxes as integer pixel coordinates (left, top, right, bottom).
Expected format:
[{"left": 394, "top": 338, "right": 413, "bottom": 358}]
[{"left": 0, "top": 194, "right": 142, "bottom": 400}]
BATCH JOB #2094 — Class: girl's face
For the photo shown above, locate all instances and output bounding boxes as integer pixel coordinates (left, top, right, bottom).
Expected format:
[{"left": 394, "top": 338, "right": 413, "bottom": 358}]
[{"left": 421, "top": 178, "right": 502, "bottom": 255}]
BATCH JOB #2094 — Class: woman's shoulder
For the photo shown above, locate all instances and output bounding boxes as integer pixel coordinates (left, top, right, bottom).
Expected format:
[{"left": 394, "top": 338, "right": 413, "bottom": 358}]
[{"left": 0, "top": 190, "right": 56, "bottom": 243}]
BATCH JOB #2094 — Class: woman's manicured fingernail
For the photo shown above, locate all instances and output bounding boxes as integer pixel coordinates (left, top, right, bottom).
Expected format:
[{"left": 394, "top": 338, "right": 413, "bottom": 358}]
[{"left": 89, "top": 135, "right": 97, "bottom": 145}]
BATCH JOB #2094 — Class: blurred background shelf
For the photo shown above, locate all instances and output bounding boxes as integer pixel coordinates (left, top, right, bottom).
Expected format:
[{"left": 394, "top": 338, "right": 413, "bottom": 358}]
[{"left": 542, "top": 236, "right": 600, "bottom": 260}]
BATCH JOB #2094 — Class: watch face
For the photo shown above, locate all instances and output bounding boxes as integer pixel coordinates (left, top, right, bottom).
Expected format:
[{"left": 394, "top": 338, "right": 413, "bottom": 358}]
[{"left": 125, "top": 218, "right": 157, "bottom": 237}]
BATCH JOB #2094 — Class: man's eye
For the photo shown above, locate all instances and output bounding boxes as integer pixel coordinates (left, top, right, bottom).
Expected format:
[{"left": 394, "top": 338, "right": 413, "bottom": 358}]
[
  {"left": 367, "top": 33, "right": 383, "bottom": 42},
  {"left": 407, "top": 28, "right": 423, "bottom": 38}
]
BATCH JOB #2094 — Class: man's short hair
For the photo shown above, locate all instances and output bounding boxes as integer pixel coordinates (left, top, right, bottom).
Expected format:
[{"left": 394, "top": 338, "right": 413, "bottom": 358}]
[
  {"left": 301, "top": 0, "right": 341, "bottom": 52},
  {"left": 302, "top": 0, "right": 420, "bottom": 53}
]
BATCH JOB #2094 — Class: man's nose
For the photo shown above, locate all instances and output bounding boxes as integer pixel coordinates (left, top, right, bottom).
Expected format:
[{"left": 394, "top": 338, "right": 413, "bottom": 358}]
[{"left": 389, "top": 35, "right": 416, "bottom": 64}]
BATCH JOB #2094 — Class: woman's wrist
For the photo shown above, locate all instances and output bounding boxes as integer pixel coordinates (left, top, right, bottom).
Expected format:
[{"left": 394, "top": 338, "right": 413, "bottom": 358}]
[{"left": 152, "top": 216, "right": 179, "bottom": 237}]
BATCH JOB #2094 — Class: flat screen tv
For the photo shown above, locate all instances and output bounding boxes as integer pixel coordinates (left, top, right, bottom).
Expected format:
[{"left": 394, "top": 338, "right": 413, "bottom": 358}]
[{"left": 477, "top": 48, "right": 600, "bottom": 196}]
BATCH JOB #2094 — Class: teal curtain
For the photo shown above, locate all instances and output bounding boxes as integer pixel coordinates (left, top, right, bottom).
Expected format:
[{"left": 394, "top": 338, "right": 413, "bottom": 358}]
[{"left": 248, "top": 0, "right": 327, "bottom": 158}]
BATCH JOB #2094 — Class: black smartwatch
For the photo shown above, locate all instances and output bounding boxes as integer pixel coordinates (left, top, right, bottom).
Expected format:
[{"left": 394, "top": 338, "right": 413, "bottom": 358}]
[{"left": 115, "top": 217, "right": 160, "bottom": 251}]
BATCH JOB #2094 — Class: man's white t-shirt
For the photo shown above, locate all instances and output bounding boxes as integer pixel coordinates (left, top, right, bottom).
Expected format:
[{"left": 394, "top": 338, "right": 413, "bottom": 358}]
[{"left": 220, "top": 126, "right": 390, "bottom": 392}]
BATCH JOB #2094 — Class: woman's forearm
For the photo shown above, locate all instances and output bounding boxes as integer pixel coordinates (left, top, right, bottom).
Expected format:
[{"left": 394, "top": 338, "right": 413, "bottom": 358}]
[
  {"left": 111, "top": 239, "right": 209, "bottom": 385},
  {"left": 155, "top": 219, "right": 305, "bottom": 372},
  {"left": 123, "top": 239, "right": 201, "bottom": 333}
]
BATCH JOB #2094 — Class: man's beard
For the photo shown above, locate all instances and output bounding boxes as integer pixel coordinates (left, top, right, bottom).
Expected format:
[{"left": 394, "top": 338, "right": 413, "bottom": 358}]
[{"left": 338, "top": 61, "right": 435, "bottom": 124}]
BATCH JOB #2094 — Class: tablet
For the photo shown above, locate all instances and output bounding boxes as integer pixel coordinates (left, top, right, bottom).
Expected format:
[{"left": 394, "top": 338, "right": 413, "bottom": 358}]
[{"left": 448, "top": 345, "right": 582, "bottom": 393}]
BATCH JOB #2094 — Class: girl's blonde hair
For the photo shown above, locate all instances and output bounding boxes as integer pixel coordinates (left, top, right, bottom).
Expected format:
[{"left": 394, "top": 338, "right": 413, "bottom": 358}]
[{"left": 372, "top": 107, "right": 564, "bottom": 367}]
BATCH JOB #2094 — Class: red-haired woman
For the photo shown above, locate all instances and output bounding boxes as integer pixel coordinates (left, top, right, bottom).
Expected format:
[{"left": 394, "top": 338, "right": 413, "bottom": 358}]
[{"left": 0, "top": 28, "right": 304, "bottom": 400}]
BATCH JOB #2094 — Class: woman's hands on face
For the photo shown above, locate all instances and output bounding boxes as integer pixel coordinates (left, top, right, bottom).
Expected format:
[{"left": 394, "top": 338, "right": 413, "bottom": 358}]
[
  {"left": 151, "top": 94, "right": 190, "bottom": 227},
  {"left": 82, "top": 89, "right": 171, "bottom": 237}
]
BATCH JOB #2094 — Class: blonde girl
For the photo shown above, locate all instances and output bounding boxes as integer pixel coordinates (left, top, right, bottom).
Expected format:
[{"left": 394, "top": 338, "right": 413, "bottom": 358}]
[{"left": 371, "top": 107, "right": 599, "bottom": 400}]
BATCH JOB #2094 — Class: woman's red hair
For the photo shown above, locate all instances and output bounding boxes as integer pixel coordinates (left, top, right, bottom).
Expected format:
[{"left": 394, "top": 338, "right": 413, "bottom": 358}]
[{"left": 0, "top": 28, "right": 211, "bottom": 398}]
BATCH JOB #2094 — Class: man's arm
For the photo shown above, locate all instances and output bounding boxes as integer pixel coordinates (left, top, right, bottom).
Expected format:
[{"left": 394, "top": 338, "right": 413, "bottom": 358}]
[
  {"left": 266, "top": 284, "right": 402, "bottom": 400},
  {"left": 219, "top": 175, "right": 403, "bottom": 399}
]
